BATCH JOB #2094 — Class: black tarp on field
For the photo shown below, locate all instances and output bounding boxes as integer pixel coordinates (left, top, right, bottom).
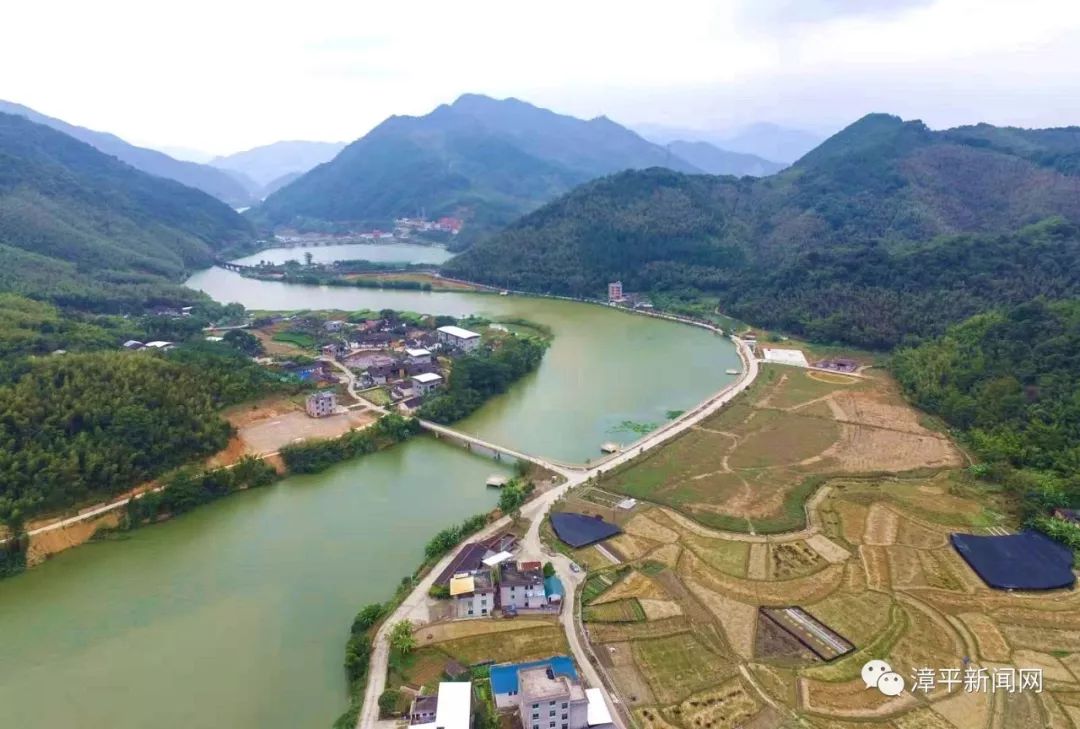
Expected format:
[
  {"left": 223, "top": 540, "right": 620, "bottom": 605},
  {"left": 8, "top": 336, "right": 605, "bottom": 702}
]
[
  {"left": 550, "top": 512, "right": 622, "bottom": 548},
  {"left": 950, "top": 530, "right": 1076, "bottom": 590}
]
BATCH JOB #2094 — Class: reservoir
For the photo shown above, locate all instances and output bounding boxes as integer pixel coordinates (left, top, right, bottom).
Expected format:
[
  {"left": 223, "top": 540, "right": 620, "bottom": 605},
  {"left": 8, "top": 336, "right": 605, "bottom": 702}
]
[
  {"left": 0, "top": 257, "right": 738, "bottom": 729},
  {"left": 231, "top": 241, "right": 455, "bottom": 267}
]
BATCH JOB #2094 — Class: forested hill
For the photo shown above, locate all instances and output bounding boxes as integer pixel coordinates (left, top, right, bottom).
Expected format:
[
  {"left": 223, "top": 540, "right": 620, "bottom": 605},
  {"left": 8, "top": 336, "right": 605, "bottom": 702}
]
[
  {"left": 443, "top": 114, "right": 1080, "bottom": 348},
  {"left": 0, "top": 100, "right": 255, "bottom": 207},
  {"left": 252, "top": 94, "right": 699, "bottom": 240},
  {"left": 0, "top": 111, "right": 254, "bottom": 312},
  {"left": 893, "top": 300, "right": 1080, "bottom": 541}
]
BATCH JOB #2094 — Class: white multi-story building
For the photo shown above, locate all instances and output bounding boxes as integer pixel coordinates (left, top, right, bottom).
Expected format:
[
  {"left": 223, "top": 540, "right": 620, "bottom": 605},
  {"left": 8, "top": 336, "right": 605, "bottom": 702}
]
[
  {"left": 436, "top": 325, "right": 481, "bottom": 352},
  {"left": 499, "top": 561, "right": 546, "bottom": 610},
  {"left": 517, "top": 665, "right": 589, "bottom": 729},
  {"left": 411, "top": 372, "right": 444, "bottom": 396}
]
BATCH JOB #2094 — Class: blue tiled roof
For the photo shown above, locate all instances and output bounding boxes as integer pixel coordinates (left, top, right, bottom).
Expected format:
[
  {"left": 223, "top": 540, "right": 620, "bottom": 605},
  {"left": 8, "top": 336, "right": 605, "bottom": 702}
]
[
  {"left": 544, "top": 575, "right": 564, "bottom": 598},
  {"left": 490, "top": 656, "right": 577, "bottom": 695}
]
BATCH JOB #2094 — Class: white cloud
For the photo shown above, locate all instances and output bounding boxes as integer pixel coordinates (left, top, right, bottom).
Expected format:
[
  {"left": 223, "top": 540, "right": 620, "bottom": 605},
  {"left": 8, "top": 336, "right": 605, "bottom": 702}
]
[{"left": 2, "top": 0, "right": 1079, "bottom": 152}]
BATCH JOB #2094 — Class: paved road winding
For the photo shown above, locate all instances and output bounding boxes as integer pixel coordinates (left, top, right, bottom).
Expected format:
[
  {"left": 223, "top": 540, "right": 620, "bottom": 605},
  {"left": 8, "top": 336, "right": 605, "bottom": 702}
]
[{"left": 357, "top": 337, "right": 758, "bottom": 729}]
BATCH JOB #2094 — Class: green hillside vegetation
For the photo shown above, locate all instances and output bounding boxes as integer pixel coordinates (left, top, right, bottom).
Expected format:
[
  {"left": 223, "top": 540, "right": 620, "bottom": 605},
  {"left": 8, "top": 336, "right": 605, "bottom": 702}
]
[
  {"left": 444, "top": 114, "right": 1080, "bottom": 348},
  {"left": 0, "top": 99, "right": 255, "bottom": 206},
  {"left": 253, "top": 94, "right": 698, "bottom": 244},
  {"left": 893, "top": 300, "right": 1080, "bottom": 543},
  {"left": 0, "top": 114, "right": 280, "bottom": 533},
  {"left": 0, "top": 344, "right": 295, "bottom": 528},
  {"left": 0, "top": 111, "right": 253, "bottom": 312}
]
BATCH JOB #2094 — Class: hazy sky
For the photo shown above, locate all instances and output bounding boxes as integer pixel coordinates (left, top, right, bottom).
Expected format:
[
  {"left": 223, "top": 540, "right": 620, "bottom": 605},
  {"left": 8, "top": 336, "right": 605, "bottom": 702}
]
[{"left": 5, "top": 0, "right": 1080, "bottom": 155}]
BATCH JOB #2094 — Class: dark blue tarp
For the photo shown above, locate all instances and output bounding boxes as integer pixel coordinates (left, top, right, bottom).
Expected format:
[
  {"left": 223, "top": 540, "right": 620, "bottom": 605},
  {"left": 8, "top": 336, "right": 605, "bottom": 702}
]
[
  {"left": 550, "top": 512, "right": 622, "bottom": 548},
  {"left": 951, "top": 530, "right": 1076, "bottom": 590}
]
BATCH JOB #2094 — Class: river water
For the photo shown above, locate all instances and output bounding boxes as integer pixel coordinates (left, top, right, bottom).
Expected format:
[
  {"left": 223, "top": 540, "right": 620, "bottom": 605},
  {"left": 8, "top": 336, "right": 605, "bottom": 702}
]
[
  {"left": 0, "top": 249, "right": 738, "bottom": 729},
  {"left": 231, "top": 242, "right": 454, "bottom": 267}
]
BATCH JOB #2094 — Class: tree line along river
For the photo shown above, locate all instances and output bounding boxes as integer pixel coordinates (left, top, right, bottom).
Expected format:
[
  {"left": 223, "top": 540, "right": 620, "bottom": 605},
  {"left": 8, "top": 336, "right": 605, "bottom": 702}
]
[{"left": 0, "top": 245, "right": 739, "bottom": 729}]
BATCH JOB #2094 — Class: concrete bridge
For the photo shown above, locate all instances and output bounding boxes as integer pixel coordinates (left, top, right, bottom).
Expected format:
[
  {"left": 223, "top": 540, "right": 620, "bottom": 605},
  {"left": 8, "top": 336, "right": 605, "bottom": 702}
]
[{"left": 417, "top": 419, "right": 587, "bottom": 475}]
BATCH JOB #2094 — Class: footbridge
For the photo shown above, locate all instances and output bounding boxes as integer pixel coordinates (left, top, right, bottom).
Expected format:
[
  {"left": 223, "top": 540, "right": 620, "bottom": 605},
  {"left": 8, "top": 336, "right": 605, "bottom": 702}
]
[{"left": 416, "top": 419, "right": 587, "bottom": 475}]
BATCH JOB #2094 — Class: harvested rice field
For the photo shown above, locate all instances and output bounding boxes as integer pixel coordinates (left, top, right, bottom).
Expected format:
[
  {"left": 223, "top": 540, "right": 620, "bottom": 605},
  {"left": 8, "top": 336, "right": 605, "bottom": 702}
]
[
  {"left": 601, "top": 365, "right": 961, "bottom": 533},
  {"left": 557, "top": 352, "right": 1072, "bottom": 728},
  {"left": 576, "top": 472, "right": 1073, "bottom": 726}
]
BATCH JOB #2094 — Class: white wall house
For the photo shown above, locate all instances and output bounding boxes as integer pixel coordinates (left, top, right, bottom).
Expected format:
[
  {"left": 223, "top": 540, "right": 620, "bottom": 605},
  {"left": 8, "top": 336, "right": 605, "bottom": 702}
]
[
  {"left": 411, "top": 372, "right": 443, "bottom": 395},
  {"left": 436, "top": 325, "right": 481, "bottom": 352}
]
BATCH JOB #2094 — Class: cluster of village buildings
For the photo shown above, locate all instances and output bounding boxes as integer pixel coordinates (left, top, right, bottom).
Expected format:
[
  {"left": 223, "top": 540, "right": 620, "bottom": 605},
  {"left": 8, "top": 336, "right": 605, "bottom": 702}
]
[
  {"left": 411, "top": 657, "right": 612, "bottom": 729},
  {"left": 404, "top": 514, "right": 625, "bottom": 729},
  {"left": 305, "top": 319, "right": 484, "bottom": 417},
  {"left": 395, "top": 216, "right": 464, "bottom": 236},
  {"left": 433, "top": 532, "right": 564, "bottom": 618}
]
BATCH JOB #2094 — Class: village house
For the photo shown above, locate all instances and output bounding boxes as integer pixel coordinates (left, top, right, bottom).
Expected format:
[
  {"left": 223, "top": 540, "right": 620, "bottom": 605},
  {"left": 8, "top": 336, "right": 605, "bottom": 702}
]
[
  {"left": 408, "top": 681, "right": 472, "bottom": 729},
  {"left": 411, "top": 372, "right": 443, "bottom": 396},
  {"left": 516, "top": 664, "right": 589, "bottom": 729},
  {"left": 500, "top": 561, "right": 547, "bottom": 610},
  {"left": 607, "top": 281, "right": 624, "bottom": 303},
  {"left": 324, "top": 319, "right": 346, "bottom": 332},
  {"left": 306, "top": 391, "right": 336, "bottom": 418},
  {"left": 405, "top": 359, "right": 440, "bottom": 377},
  {"left": 436, "top": 325, "right": 482, "bottom": 352},
  {"left": 449, "top": 569, "right": 496, "bottom": 618},
  {"left": 405, "top": 347, "right": 433, "bottom": 364}
]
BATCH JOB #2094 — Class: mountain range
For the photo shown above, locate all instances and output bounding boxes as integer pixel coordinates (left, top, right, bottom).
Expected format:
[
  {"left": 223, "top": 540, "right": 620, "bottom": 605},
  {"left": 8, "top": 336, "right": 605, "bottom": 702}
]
[
  {"left": 253, "top": 94, "right": 703, "bottom": 238},
  {"left": 0, "top": 100, "right": 255, "bottom": 208},
  {"left": 210, "top": 140, "right": 347, "bottom": 199},
  {"left": 0, "top": 111, "right": 252, "bottom": 311},
  {"left": 662, "top": 140, "right": 785, "bottom": 176},
  {"left": 444, "top": 113, "right": 1080, "bottom": 347},
  {"left": 636, "top": 121, "right": 825, "bottom": 164}
]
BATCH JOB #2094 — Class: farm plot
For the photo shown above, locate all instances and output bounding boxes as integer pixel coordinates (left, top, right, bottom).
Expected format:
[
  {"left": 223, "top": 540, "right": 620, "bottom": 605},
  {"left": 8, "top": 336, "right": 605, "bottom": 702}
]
[
  {"left": 575, "top": 352, "right": 1080, "bottom": 728},
  {"left": 632, "top": 633, "right": 736, "bottom": 704},
  {"left": 671, "top": 678, "right": 760, "bottom": 729},
  {"left": 602, "top": 363, "right": 960, "bottom": 535},
  {"left": 584, "top": 599, "right": 647, "bottom": 623},
  {"left": 437, "top": 623, "right": 569, "bottom": 664}
]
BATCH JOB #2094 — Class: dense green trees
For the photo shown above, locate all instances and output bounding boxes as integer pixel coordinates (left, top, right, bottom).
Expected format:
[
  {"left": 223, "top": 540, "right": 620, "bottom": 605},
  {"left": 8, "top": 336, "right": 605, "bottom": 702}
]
[
  {"left": 124, "top": 456, "right": 279, "bottom": 526},
  {"left": 0, "top": 347, "right": 288, "bottom": 527},
  {"left": 0, "top": 111, "right": 252, "bottom": 313},
  {"left": 423, "top": 513, "right": 489, "bottom": 561},
  {"left": 893, "top": 300, "right": 1080, "bottom": 538},
  {"left": 418, "top": 337, "right": 548, "bottom": 423},
  {"left": 444, "top": 115, "right": 1080, "bottom": 348}
]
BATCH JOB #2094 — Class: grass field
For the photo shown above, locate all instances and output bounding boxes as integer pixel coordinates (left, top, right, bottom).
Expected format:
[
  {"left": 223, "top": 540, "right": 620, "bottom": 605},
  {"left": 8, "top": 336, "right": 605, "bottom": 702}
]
[
  {"left": 584, "top": 598, "right": 647, "bottom": 623},
  {"left": 359, "top": 386, "right": 391, "bottom": 406},
  {"left": 271, "top": 329, "right": 317, "bottom": 349},
  {"left": 600, "top": 365, "right": 961, "bottom": 533}
]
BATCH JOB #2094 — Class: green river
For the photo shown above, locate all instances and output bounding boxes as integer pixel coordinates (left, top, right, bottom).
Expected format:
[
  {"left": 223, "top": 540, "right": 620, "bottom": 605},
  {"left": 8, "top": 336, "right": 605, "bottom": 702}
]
[{"left": 0, "top": 256, "right": 738, "bottom": 729}]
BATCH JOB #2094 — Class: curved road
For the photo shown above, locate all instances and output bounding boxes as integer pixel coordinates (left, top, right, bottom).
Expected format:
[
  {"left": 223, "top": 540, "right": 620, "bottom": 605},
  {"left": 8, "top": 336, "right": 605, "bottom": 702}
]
[{"left": 358, "top": 337, "right": 757, "bottom": 729}]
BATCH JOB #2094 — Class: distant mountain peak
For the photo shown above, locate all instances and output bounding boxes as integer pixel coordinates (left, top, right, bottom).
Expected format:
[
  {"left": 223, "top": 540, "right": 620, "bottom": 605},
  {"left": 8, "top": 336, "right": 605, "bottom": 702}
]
[
  {"left": 253, "top": 94, "right": 700, "bottom": 233},
  {"left": 0, "top": 99, "right": 254, "bottom": 206}
]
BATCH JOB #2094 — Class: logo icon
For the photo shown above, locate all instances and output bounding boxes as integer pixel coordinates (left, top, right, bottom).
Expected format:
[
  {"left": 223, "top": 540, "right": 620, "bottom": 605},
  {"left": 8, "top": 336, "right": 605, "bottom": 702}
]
[{"left": 862, "top": 659, "right": 905, "bottom": 696}]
